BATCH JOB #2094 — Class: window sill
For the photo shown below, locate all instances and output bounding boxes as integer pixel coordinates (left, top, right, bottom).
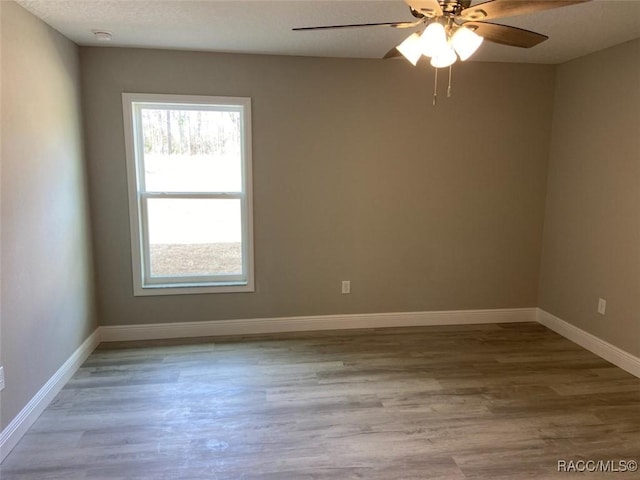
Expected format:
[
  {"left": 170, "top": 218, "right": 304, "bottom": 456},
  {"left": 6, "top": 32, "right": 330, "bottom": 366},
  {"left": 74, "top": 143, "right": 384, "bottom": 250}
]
[{"left": 133, "top": 282, "right": 254, "bottom": 296}]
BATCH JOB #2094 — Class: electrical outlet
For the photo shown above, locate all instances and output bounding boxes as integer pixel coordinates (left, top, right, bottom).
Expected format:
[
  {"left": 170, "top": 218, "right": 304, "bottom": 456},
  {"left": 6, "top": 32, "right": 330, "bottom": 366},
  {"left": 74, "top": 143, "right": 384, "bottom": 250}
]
[
  {"left": 598, "top": 298, "right": 607, "bottom": 315},
  {"left": 341, "top": 280, "right": 351, "bottom": 294},
  {"left": 0, "top": 366, "right": 5, "bottom": 392}
]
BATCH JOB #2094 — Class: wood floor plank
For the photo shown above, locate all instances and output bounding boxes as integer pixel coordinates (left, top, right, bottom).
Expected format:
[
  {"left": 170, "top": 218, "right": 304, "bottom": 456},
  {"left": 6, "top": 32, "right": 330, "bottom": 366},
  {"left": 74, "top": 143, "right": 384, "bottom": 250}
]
[{"left": 2, "top": 322, "right": 639, "bottom": 479}]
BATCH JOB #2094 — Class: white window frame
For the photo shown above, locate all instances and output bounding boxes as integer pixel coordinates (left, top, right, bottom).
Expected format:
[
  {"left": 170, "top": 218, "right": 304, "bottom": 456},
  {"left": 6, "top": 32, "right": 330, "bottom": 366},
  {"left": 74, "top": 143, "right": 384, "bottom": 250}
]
[{"left": 122, "top": 93, "right": 254, "bottom": 296}]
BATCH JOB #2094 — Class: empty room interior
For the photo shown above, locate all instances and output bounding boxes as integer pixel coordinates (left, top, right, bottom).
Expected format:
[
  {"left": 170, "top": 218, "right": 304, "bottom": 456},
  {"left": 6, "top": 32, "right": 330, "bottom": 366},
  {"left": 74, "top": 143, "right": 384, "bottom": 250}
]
[{"left": 1, "top": 0, "right": 639, "bottom": 478}]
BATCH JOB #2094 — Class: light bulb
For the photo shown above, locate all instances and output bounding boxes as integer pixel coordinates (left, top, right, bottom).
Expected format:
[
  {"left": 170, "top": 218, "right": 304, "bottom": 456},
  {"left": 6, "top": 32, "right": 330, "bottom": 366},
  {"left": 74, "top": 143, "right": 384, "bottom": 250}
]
[
  {"left": 430, "top": 43, "right": 457, "bottom": 68},
  {"left": 419, "top": 22, "right": 448, "bottom": 58},
  {"left": 452, "top": 27, "right": 483, "bottom": 61},
  {"left": 396, "top": 32, "right": 423, "bottom": 66}
]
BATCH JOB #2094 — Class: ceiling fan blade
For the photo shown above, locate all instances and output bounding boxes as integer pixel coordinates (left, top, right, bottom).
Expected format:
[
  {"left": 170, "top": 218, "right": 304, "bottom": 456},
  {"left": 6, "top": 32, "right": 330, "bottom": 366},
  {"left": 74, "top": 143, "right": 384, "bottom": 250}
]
[
  {"left": 292, "top": 20, "right": 420, "bottom": 31},
  {"left": 460, "top": 0, "right": 590, "bottom": 21},
  {"left": 383, "top": 47, "right": 402, "bottom": 59},
  {"left": 464, "top": 21, "right": 548, "bottom": 48},
  {"left": 404, "top": 0, "right": 443, "bottom": 18}
]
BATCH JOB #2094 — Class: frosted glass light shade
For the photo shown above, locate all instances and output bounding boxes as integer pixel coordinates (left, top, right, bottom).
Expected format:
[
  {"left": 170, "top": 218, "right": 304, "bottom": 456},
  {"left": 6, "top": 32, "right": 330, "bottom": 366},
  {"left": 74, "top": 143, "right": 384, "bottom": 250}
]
[
  {"left": 451, "top": 27, "right": 484, "bottom": 61},
  {"left": 396, "top": 32, "right": 423, "bottom": 66},
  {"left": 430, "top": 43, "right": 457, "bottom": 68},
  {"left": 419, "top": 22, "right": 448, "bottom": 58}
]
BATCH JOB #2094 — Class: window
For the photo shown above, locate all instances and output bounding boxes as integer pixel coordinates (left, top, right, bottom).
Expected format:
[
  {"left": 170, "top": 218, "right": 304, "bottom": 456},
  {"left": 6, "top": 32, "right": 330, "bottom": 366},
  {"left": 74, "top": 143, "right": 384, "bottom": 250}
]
[{"left": 122, "top": 93, "right": 253, "bottom": 295}]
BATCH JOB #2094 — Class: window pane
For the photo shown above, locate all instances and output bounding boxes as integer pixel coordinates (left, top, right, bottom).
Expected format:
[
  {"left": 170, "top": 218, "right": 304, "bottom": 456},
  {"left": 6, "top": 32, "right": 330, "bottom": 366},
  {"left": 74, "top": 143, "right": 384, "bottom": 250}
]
[
  {"left": 147, "top": 198, "right": 242, "bottom": 278},
  {"left": 141, "top": 108, "right": 242, "bottom": 192}
]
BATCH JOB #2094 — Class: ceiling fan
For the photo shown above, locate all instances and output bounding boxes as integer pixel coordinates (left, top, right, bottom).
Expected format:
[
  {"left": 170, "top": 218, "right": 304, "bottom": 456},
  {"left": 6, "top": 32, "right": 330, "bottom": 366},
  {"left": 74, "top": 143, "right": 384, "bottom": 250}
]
[{"left": 293, "top": 1, "right": 589, "bottom": 70}]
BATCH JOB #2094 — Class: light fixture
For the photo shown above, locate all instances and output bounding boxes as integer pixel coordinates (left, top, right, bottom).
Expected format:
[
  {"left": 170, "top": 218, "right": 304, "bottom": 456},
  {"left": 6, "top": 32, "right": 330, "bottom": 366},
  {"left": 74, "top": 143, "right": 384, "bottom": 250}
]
[
  {"left": 395, "top": 21, "right": 484, "bottom": 68},
  {"left": 419, "top": 22, "right": 448, "bottom": 58},
  {"left": 92, "top": 30, "right": 112, "bottom": 41},
  {"left": 451, "top": 27, "right": 483, "bottom": 61},
  {"left": 430, "top": 42, "right": 457, "bottom": 68},
  {"left": 396, "top": 32, "right": 423, "bottom": 66},
  {"left": 394, "top": 19, "right": 486, "bottom": 106}
]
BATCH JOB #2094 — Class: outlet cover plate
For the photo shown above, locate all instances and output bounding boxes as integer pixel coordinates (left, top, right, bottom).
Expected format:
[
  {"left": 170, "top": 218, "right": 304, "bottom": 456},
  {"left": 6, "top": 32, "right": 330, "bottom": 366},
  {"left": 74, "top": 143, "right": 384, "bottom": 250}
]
[{"left": 598, "top": 298, "right": 607, "bottom": 315}]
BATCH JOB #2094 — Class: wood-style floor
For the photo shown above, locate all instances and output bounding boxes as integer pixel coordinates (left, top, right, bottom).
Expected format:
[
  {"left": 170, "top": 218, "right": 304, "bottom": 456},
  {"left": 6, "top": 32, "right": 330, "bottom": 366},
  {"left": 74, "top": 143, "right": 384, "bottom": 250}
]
[{"left": 2, "top": 322, "right": 639, "bottom": 479}]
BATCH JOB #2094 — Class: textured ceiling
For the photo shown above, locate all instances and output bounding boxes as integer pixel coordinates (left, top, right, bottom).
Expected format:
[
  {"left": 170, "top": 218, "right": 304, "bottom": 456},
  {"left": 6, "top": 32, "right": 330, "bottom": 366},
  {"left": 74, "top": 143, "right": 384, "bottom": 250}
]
[{"left": 16, "top": 0, "right": 640, "bottom": 64}]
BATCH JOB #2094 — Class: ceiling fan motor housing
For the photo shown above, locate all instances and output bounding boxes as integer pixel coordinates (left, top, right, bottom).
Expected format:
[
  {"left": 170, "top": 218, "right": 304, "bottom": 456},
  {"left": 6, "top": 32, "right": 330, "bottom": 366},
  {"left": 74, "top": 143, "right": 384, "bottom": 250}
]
[
  {"left": 411, "top": 0, "right": 469, "bottom": 19},
  {"left": 440, "top": 0, "right": 471, "bottom": 16}
]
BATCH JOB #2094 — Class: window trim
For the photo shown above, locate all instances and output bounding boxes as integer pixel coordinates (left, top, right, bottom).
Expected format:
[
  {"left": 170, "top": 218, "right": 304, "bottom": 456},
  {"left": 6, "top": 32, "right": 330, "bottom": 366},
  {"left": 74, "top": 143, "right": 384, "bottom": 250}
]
[{"left": 122, "top": 93, "right": 254, "bottom": 296}]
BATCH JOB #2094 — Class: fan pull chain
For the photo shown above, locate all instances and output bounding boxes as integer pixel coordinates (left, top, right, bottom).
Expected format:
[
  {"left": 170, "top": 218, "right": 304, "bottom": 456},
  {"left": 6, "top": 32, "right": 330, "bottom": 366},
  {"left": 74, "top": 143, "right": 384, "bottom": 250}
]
[
  {"left": 447, "top": 65, "right": 452, "bottom": 98},
  {"left": 433, "top": 67, "right": 438, "bottom": 106}
]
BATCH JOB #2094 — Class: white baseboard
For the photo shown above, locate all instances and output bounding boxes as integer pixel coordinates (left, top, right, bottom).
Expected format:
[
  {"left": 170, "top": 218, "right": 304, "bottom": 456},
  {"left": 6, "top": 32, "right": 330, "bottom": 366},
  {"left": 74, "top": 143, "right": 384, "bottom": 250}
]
[
  {"left": 0, "top": 328, "right": 101, "bottom": 462},
  {"left": 537, "top": 308, "right": 640, "bottom": 379},
  {"left": 99, "top": 307, "right": 536, "bottom": 342}
]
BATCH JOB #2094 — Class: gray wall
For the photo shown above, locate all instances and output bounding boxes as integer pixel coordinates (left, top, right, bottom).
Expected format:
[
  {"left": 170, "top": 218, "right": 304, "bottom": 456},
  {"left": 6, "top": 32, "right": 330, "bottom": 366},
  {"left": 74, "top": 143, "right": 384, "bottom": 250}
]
[
  {"left": 80, "top": 47, "right": 555, "bottom": 326},
  {"left": 0, "top": 2, "right": 97, "bottom": 429},
  {"left": 539, "top": 39, "right": 640, "bottom": 357}
]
